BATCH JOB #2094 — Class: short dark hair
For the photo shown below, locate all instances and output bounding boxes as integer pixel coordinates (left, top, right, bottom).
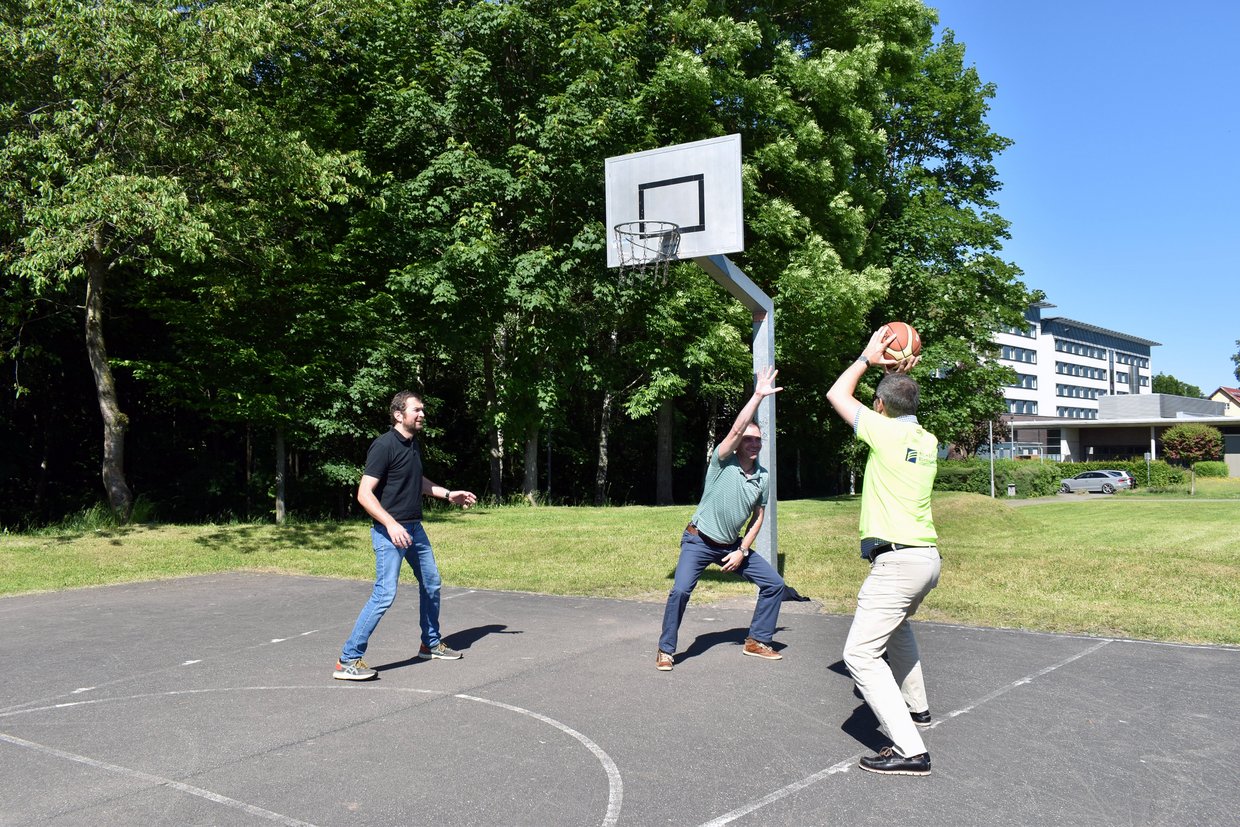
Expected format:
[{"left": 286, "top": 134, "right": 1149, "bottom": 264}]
[
  {"left": 389, "top": 390, "right": 422, "bottom": 425},
  {"left": 876, "top": 374, "right": 919, "bottom": 417}
]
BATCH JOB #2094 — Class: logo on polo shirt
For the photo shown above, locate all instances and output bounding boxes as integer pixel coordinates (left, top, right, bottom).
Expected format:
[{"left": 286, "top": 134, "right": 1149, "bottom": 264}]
[{"left": 905, "top": 448, "right": 919, "bottom": 464}]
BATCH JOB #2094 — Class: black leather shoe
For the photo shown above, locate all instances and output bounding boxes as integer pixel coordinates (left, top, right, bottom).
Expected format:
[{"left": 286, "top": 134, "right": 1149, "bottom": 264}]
[
  {"left": 859, "top": 747, "right": 931, "bottom": 776},
  {"left": 910, "top": 709, "right": 931, "bottom": 728}
]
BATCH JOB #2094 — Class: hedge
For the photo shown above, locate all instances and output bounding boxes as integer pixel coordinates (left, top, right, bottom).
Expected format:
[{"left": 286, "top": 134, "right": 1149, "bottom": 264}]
[
  {"left": 934, "top": 458, "right": 1186, "bottom": 497},
  {"left": 1193, "top": 461, "right": 1230, "bottom": 478}
]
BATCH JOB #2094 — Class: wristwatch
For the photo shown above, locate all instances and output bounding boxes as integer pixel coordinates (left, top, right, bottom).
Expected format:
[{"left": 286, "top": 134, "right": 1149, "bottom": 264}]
[{"left": 740, "top": 547, "right": 751, "bottom": 558}]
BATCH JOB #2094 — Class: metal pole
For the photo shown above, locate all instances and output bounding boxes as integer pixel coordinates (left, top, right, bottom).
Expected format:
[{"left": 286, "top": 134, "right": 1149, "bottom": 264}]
[{"left": 989, "top": 420, "right": 995, "bottom": 498}]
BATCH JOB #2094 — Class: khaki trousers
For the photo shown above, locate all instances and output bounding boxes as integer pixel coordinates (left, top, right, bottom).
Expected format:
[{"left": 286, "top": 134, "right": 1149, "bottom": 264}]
[{"left": 843, "top": 546, "right": 941, "bottom": 758}]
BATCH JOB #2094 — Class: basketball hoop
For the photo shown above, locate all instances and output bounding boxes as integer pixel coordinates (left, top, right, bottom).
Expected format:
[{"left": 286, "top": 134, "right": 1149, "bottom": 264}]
[{"left": 613, "top": 221, "right": 681, "bottom": 285}]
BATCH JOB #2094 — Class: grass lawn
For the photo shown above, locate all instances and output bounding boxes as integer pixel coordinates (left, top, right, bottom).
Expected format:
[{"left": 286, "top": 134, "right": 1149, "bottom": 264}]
[{"left": 1, "top": 490, "right": 1237, "bottom": 645}]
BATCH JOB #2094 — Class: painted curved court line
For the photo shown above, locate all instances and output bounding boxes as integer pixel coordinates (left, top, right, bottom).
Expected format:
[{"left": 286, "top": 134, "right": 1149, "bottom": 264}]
[{"left": 0, "top": 685, "right": 623, "bottom": 827}]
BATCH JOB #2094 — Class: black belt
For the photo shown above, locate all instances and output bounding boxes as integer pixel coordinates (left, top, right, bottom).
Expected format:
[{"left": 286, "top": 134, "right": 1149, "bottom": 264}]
[
  {"left": 685, "top": 523, "right": 734, "bottom": 549},
  {"left": 869, "top": 542, "right": 932, "bottom": 560}
]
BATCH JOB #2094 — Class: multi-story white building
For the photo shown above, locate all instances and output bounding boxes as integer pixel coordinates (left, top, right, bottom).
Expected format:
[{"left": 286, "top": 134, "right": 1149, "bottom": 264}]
[
  {"left": 988, "top": 303, "right": 1240, "bottom": 471},
  {"left": 994, "top": 301, "right": 1159, "bottom": 422}
]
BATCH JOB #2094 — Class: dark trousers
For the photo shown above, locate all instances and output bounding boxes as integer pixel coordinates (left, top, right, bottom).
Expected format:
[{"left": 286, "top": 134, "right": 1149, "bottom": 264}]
[{"left": 658, "top": 529, "right": 785, "bottom": 654}]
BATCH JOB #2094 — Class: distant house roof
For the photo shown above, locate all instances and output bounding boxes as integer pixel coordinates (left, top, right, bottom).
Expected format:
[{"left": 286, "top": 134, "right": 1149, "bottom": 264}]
[{"left": 1211, "top": 386, "right": 1240, "bottom": 406}]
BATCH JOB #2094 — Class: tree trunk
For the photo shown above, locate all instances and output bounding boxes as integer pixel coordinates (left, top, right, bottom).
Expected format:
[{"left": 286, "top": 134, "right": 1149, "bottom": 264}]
[
  {"left": 522, "top": 423, "right": 539, "bottom": 505},
  {"left": 84, "top": 236, "right": 133, "bottom": 523},
  {"left": 594, "top": 329, "right": 618, "bottom": 507},
  {"left": 656, "top": 396, "right": 674, "bottom": 505},
  {"left": 483, "top": 345, "right": 504, "bottom": 501},
  {"left": 275, "top": 427, "right": 286, "bottom": 524},
  {"left": 35, "top": 426, "right": 50, "bottom": 519},
  {"left": 703, "top": 396, "right": 719, "bottom": 471},
  {"left": 594, "top": 389, "right": 613, "bottom": 507},
  {"left": 245, "top": 424, "right": 253, "bottom": 520},
  {"left": 795, "top": 445, "right": 802, "bottom": 497}
]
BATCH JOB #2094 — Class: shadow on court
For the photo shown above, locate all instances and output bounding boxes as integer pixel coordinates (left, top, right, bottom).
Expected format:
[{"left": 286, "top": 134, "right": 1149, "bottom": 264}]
[{"left": 1, "top": 572, "right": 1237, "bottom": 826}]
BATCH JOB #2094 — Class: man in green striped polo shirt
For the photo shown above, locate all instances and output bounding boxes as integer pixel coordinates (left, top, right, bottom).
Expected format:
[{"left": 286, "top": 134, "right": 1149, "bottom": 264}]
[{"left": 656, "top": 366, "right": 787, "bottom": 671}]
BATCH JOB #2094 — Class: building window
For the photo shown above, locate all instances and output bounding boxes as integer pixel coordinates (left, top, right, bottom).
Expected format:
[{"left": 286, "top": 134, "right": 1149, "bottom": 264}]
[
  {"left": 1005, "top": 373, "right": 1037, "bottom": 390},
  {"left": 1056, "top": 384, "right": 1102, "bottom": 400},
  {"left": 1007, "top": 399, "right": 1038, "bottom": 415},
  {"left": 1057, "top": 406, "right": 1098, "bottom": 420},
  {"left": 1055, "top": 340, "right": 1106, "bottom": 360},
  {"left": 1001, "top": 345, "right": 1037, "bottom": 364},
  {"left": 1116, "top": 371, "right": 1129, "bottom": 383},
  {"left": 1003, "top": 323, "right": 1036, "bottom": 338},
  {"left": 1056, "top": 362, "right": 1106, "bottom": 380}
]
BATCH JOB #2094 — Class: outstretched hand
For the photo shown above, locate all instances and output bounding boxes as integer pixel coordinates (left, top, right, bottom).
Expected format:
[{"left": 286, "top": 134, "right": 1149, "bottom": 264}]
[
  {"left": 755, "top": 365, "right": 783, "bottom": 397},
  {"left": 448, "top": 490, "right": 477, "bottom": 509}
]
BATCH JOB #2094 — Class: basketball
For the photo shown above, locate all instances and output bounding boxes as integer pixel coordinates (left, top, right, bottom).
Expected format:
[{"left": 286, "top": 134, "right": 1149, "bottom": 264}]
[{"left": 883, "top": 321, "right": 921, "bottom": 360}]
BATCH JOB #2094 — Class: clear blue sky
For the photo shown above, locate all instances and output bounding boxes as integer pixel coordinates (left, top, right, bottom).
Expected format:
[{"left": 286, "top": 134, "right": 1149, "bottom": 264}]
[{"left": 929, "top": 0, "right": 1239, "bottom": 394}]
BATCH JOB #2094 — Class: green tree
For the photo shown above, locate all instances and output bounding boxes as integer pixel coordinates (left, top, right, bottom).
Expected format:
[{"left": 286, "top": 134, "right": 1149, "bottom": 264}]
[
  {"left": 1162, "top": 423, "right": 1223, "bottom": 465},
  {"left": 869, "top": 25, "right": 1035, "bottom": 451},
  {"left": 0, "top": 1, "right": 358, "bottom": 521},
  {"left": 1232, "top": 339, "right": 1239, "bottom": 383},
  {"left": 1152, "top": 373, "right": 1202, "bottom": 398}
]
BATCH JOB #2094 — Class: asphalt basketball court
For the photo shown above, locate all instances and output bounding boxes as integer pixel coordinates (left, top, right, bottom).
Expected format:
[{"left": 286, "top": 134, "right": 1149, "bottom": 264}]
[{"left": 2, "top": 572, "right": 1237, "bottom": 826}]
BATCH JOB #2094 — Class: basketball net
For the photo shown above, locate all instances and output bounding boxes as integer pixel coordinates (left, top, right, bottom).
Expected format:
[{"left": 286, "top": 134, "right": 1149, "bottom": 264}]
[{"left": 613, "top": 221, "right": 681, "bottom": 286}]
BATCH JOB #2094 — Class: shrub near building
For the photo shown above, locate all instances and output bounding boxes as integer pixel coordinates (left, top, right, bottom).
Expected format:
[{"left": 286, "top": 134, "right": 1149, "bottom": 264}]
[
  {"left": 934, "top": 459, "right": 1062, "bottom": 498},
  {"left": 934, "top": 459, "right": 1186, "bottom": 497},
  {"left": 1193, "top": 461, "right": 1229, "bottom": 478}
]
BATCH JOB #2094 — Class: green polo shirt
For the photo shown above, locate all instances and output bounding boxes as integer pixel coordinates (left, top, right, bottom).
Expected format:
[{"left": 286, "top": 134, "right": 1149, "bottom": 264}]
[
  {"left": 855, "top": 406, "right": 938, "bottom": 546},
  {"left": 690, "top": 449, "right": 768, "bottom": 544}
]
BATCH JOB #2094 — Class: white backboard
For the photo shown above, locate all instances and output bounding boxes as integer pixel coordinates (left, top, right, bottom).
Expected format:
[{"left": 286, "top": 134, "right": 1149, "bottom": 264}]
[{"left": 604, "top": 134, "right": 744, "bottom": 267}]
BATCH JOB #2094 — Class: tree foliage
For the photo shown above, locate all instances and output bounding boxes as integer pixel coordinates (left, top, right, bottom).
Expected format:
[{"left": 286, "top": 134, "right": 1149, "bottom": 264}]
[
  {"left": 1152, "top": 373, "right": 1202, "bottom": 398},
  {"left": 1, "top": 0, "right": 1036, "bottom": 525},
  {"left": 1161, "top": 423, "right": 1223, "bottom": 466},
  {"left": 0, "top": 0, "right": 361, "bottom": 520}
]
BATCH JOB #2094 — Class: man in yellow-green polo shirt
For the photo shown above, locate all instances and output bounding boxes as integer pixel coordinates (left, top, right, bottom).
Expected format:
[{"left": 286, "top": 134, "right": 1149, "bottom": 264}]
[{"left": 827, "top": 326, "right": 941, "bottom": 777}]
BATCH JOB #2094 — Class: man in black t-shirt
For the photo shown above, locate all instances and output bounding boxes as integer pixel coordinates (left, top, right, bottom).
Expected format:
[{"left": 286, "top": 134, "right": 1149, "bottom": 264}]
[{"left": 335, "top": 391, "right": 477, "bottom": 680}]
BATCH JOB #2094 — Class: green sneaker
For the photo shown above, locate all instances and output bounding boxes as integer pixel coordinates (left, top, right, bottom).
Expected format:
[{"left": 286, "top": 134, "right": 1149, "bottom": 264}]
[
  {"left": 333, "top": 658, "right": 377, "bottom": 681},
  {"left": 418, "top": 642, "right": 462, "bottom": 660}
]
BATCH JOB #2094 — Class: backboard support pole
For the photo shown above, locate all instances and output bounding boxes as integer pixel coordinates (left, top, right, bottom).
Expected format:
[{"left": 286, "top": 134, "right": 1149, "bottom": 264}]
[{"left": 695, "top": 254, "right": 777, "bottom": 567}]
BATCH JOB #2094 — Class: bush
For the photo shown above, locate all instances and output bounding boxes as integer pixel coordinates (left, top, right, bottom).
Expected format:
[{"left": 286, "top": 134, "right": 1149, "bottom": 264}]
[
  {"left": 935, "top": 459, "right": 1063, "bottom": 498},
  {"left": 1193, "top": 461, "right": 1230, "bottom": 478},
  {"left": 935, "top": 458, "right": 1187, "bottom": 496},
  {"left": 1162, "top": 423, "right": 1224, "bottom": 464}
]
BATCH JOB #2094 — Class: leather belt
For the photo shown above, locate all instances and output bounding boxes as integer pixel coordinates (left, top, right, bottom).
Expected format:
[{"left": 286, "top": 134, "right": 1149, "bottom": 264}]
[
  {"left": 870, "top": 542, "right": 932, "bottom": 560},
  {"left": 685, "top": 523, "right": 733, "bottom": 549}
]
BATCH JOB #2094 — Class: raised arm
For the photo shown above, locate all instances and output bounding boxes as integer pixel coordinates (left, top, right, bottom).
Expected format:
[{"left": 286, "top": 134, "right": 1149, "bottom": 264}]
[
  {"left": 827, "top": 327, "right": 918, "bottom": 425},
  {"left": 716, "top": 366, "right": 782, "bottom": 460}
]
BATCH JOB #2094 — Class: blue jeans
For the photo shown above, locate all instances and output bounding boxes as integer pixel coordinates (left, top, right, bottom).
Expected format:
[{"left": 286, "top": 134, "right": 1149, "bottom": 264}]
[
  {"left": 658, "top": 529, "right": 785, "bottom": 654},
  {"left": 341, "top": 522, "right": 442, "bottom": 662}
]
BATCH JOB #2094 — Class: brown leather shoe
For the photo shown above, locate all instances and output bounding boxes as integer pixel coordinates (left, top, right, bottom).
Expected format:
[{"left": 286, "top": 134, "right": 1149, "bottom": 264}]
[
  {"left": 742, "top": 638, "right": 782, "bottom": 660},
  {"left": 656, "top": 651, "right": 674, "bottom": 671}
]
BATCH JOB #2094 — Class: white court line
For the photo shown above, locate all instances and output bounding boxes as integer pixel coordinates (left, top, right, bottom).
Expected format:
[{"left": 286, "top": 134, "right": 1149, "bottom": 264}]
[
  {"left": 0, "top": 731, "right": 318, "bottom": 827},
  {"left": 456, "top": 694, "right": 623, "bottom": 827},
  {"left": 3, "top": 686, "right": 622, "bottom": 827},
  {"left": 698, "top": 638, "right": 1114, "bottom": 827}
]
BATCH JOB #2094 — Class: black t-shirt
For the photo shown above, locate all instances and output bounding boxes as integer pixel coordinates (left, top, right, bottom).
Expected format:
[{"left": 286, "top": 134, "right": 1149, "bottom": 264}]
[{"left": 364, "top": 428, "right": 424, "bottom": 523}]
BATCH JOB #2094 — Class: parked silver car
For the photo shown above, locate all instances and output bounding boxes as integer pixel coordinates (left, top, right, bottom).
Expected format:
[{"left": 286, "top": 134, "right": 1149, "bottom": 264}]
[{"left": 1059, "top": 470, "right": 1133, "bottom": 494}]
